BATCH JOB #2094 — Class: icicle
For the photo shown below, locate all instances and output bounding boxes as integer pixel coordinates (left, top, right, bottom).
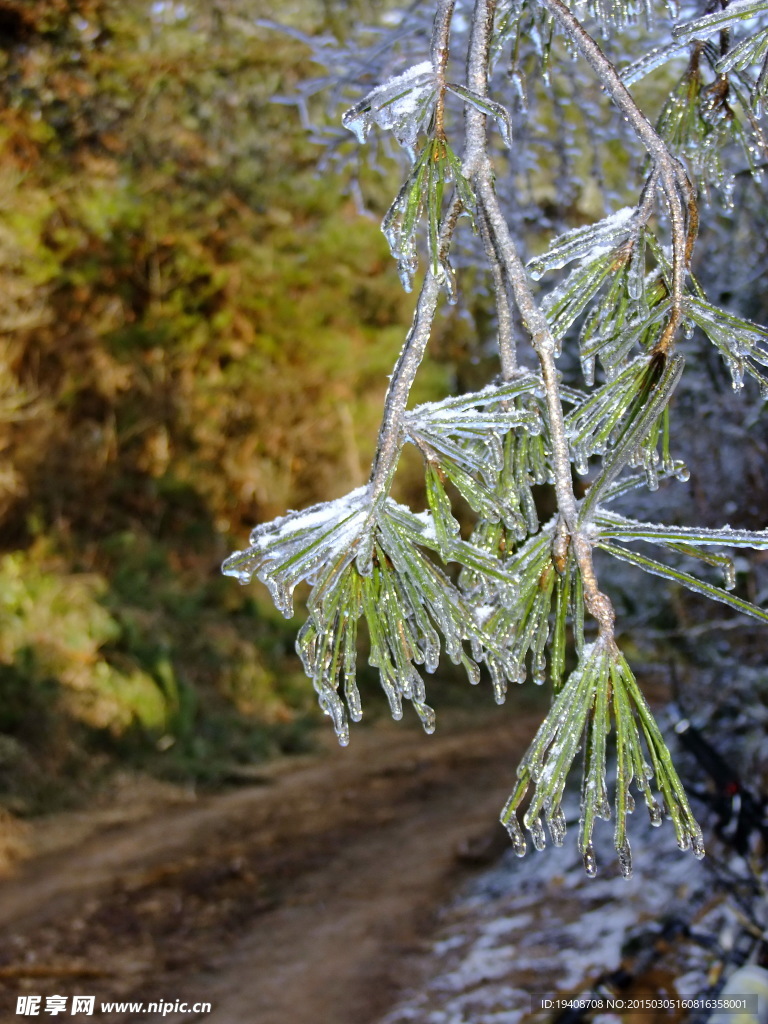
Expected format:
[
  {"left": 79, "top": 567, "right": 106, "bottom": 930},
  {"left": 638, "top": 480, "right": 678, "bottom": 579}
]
[
  {"left": 723, "top": 560, "right": 737, "bottom": 591},
  {"left": 582, "top": 843, "right": 598, "bottom": 877},
  {"left": 438, "top": 258, "right": 458, "bottom": 305},
  {"left": 547, "top": 806, "right": 567, "bottom": 846},
  {"left": 644, "top": 453, "right": 659, "bottom": 491},
  {"left": 489, "top": 659, "right": 508, "bottom": 705},
  {"left": 532, "top": 657, "right": 547, "bottom": 686},
  {"left": 510, "top": 70, "right": 527, "bottom": 113},
  {"left": 573, "top": 448, "right": 589, "bottom": 476},
  {"left": 413, "top": 700, "right": 436, "bottom": 734},
  {"left": 691, "top": 833, "right": 706, "bottom": 859},
  {"left": 462, "top": 653, "right": 481, "bottom": 686},
  {"left": 721, "top": 175, "right": 735, "bottom": 210},
  {"left": 617, "top": 838, "right": 633, "bottom": 878},
  {"left": 503, "top": 813, "right": 528, "bottom": 857},
  {"left": 528, "top": 258, "right": 545, "bottom": 280},
  {"left": 345, "top": 677, "right": 363, "bottom": 722},
  {"left": 648, "top": 799, "right": 663, "bottom": 826},
  {"left": 581, "top": 354, "right": 596, "bottom": 387},
  {"left": 319, "top": 690, "right": 349, "bottom": 747},
  {"left": 528, "top": 816, "right": 547, "bottom": 851},
  {"left": 422, "top": 633, "right": 440, "bottom": 674},
  {"left": 469, "top": 635, "right": 483, "bottom": 662},
  {"left": 266, "top": 576, "right": 295, "bottom": 619},
  {"left": 627, "top": 237, "right": 646, "bottom": 301}
]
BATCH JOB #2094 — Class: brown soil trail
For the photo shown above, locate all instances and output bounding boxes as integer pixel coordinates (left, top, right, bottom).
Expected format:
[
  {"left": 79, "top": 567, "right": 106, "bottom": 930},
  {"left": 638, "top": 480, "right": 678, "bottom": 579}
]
[{"left": 0, "top": 710, "right": 539, "bottom": 1024}]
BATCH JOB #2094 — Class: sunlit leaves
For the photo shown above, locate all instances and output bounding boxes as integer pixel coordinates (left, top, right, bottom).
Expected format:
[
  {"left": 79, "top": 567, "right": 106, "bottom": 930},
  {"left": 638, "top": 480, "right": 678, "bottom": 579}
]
[
  {"left": 222, "top": 487, "right": 373, "bottom": 617},
  {"left": 656, "top": 47, "right": 767, "bottom": 195},
  {"left": 531, "top": 211, "right": 675, "bottom": 382},
  {"left": 490, "top": 0, "right": 554, "bottom": 81},
  {"left": 445, "top": 82, "right": 513, "bottom": 146},
  {"left": 528, "top": 207, "right": 636, "bottom": 279},
  {"left": 657, "top": 57, "right": 728, "bottom": 194},
  {"left": 500, "top": 641, "right": 704, "bottom": 877},
  {"left": 475, "top": 528, "right": 583, "bottom": 699},
  {"left": 673, "top": 0, "right": 768, "bottom": 47},
  {"left": 594, "top": 511, "right": 768, "bottom": 553},
  {"left": 221, "top": 0, "right": 768, "bottom": 881},
  {"left": 594, "top": 510, "right": 768, "bottom": 610},
  {"left": 628, "top": 3, "right": 768, "bottom": 111},
  {"left": 716, "top": 28, "right": 768, "bottom": 109}
]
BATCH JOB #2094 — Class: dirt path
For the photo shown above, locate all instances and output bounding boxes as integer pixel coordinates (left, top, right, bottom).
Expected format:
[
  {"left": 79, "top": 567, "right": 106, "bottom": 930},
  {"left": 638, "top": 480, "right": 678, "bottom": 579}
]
[{"left": 0, "top": 710, "right": 540, "bottom": 1023}]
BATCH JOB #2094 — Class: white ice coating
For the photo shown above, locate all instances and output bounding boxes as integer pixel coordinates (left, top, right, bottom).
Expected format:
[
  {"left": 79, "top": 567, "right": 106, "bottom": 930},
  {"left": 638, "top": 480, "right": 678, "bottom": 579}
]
[
  {"left": 473, "top": 603, "right": 496, "bottom": 626},
  {"left": 595, "top": 511, "right": 768, "bottom": 548},
  {"left": 529, "top": 207, "right": 635, "bottom": 276},
  {"left": 249, "top": 486, "right": 371, "bottom": 549},
  {"left": 673, "top": 0, "right": 768, "bottom": 45},
  {"left": 221, "top": 486, "right": 374, "bottom": 598},
  {"left": 409, "top": 510, "right": 439, "bottom": 542},
  {"left": 685, "top": 296, "right": 768, "bottom": 390},
  {"left": 620, "top": 39, "right": 689, "bottom": 86},
  {"left": 342, "top": 61, "right": 437, "bottom": 149},
  {"left": 406, "top": 375, "right": 541, "bottom": 420},
  {"left": 717, "top": 25, "right": 768, "bottom": 73}
]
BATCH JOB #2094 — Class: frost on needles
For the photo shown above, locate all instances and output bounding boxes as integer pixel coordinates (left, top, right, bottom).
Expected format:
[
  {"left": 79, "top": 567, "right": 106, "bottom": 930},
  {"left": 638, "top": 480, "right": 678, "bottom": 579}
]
[{"left": 225, "top": 0, "right": 768, "bottom": 876}]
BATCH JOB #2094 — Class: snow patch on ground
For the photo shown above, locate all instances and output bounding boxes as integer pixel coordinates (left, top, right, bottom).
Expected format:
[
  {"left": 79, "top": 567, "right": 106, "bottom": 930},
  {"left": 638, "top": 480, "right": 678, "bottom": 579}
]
[{"left": 380, "top": 797, "right": 718, "bottom": 1024}]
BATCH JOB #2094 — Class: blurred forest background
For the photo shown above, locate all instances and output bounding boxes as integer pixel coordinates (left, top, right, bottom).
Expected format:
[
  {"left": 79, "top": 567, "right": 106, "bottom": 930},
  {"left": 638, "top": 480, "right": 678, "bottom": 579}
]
[
  {"left": 0, "top": 0, "right": 766, "bottom": 821},
  {"left": 0, "top": 0, "right": 449, "bottom": 812}
]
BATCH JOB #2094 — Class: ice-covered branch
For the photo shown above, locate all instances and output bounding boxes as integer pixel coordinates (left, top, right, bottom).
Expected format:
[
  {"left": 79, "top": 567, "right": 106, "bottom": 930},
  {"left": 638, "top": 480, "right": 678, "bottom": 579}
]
[
  {"left": 462, "top": 0, "right": 619, "bottom": 641},
  {"left": 534, "top": 0, "right": 697, "bottom": 347},
  {"left": 464, "top": 0, "right": 517, "bottom": 377},
  {"left": 369, "top": 272, "right": 443, "bottom": 498},
  {"left": 367, "top": 0, "right": 461, "bottom": 498}
]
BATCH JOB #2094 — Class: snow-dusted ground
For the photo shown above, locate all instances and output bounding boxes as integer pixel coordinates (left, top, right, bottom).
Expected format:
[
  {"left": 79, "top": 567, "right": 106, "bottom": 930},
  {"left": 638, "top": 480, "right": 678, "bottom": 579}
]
[{"left": 380, "top": 797, "right": 752, "bottom": 1024}]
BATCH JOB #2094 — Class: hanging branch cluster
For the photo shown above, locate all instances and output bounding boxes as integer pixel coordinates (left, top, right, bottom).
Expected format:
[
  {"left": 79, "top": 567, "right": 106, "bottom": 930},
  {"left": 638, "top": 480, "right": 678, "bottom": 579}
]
[{"left": 225, "top": 0, "right": 768, "bottom": 876}]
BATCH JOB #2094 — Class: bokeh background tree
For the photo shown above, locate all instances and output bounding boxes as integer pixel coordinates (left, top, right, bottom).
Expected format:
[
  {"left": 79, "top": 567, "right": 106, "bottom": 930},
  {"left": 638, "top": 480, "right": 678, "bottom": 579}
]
[{"left": 0, "top": 0, "right": 452, "bottom": 809}]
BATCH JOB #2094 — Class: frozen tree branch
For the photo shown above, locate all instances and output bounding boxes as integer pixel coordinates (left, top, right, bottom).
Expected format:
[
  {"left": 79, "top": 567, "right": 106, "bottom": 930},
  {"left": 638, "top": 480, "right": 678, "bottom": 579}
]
[
  {"left": 535, "top": 0, "right": 698, "bottom": 348},
  {"left": 369, "top": 271, "right": 443, "bottom": 498},
  {"left": 226, "top": 0, "right": 768, "bottom": 875}
]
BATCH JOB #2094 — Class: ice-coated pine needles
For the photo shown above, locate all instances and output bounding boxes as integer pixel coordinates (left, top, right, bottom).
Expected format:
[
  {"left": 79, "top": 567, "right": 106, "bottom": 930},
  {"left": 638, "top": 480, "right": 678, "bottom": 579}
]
[{"left": 225, "top": 0, "right": 768, "bottom": 874}]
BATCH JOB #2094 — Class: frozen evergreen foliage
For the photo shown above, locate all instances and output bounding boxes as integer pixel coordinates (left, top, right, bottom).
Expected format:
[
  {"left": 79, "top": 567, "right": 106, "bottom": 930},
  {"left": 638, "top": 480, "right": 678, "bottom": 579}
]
[{"left": 226, "top": 0, "right": 768, "bottom": 875}]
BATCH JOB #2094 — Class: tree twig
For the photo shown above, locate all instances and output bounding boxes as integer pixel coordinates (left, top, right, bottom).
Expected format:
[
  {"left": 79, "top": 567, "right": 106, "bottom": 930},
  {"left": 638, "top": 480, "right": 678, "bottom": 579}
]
[
  {"left": 464, "top": 0, "right": 617, "bottom": 639},
  {"left": 369, "top": 271, "right": 442, "bottom": 498},
  {"left": 369, "top": 0, "right": 459, "bottom": 498},
  {"left": 534, "top": 0, "right": 698, "bottom": 350}
]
